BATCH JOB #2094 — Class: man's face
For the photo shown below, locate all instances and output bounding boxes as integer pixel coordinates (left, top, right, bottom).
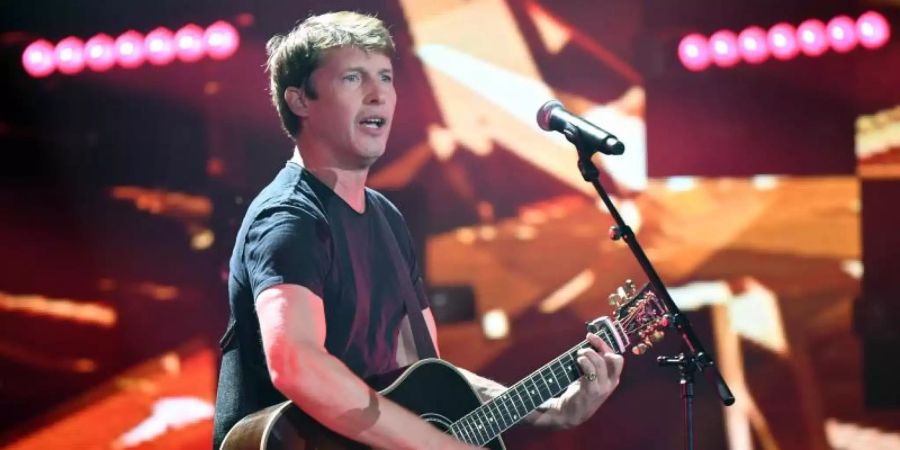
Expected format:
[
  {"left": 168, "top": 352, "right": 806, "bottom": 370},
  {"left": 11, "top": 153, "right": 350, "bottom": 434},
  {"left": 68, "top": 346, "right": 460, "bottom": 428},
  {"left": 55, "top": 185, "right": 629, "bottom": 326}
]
[{"left": 301, "top": 46, "right": 396, "bottom": 168}]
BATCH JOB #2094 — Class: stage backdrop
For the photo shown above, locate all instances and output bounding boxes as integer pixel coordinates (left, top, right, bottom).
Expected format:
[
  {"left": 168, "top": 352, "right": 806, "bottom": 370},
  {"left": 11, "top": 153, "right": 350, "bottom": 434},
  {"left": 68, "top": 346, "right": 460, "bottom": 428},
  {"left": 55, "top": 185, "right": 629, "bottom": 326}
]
[{"left": 1, "top": 1, "right": 899, "bottom": 449}]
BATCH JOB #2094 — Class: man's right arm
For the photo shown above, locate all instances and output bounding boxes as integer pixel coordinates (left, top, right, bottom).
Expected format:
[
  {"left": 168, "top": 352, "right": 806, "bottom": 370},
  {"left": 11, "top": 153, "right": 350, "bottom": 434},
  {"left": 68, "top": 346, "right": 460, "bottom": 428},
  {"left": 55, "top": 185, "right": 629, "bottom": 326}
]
[{"left": 256, "top": 283, "right": 480, "bottom": 450}]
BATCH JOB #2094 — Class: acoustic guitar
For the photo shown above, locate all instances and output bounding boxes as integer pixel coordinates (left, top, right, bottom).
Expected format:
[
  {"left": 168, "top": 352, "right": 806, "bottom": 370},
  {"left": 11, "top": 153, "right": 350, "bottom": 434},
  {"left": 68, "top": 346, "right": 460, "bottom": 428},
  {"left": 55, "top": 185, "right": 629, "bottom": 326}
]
[{"left": 221, "top": 281, "right": 668, "bottom": 450}]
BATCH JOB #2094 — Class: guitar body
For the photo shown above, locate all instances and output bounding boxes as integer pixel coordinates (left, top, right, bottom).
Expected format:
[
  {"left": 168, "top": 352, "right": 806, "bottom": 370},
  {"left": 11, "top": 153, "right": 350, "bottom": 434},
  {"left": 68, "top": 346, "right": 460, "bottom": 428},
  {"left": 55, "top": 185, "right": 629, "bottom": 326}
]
[{"left": 220, "top": 358, "right": 505, "bottom": 450}]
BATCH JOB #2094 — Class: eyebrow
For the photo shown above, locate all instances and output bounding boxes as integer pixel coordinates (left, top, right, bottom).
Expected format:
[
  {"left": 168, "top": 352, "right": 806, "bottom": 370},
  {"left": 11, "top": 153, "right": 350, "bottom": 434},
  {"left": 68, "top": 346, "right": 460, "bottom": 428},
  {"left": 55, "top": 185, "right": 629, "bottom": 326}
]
[{"left": 344, "top": 66, "right": 393, "bottom": 74}]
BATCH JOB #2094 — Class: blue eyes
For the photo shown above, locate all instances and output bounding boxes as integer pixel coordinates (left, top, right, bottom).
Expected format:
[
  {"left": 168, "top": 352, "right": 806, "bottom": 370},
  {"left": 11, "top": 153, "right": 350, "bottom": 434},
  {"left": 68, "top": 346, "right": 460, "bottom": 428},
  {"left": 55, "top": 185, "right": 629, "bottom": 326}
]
[{"left": 342, "top": 73, "right": 393, "bottom": 84}]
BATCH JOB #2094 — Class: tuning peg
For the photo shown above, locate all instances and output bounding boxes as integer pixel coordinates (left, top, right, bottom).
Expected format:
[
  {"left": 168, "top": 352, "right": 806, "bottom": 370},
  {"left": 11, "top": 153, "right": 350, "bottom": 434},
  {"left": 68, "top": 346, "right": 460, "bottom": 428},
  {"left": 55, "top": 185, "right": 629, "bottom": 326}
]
[
  {"left": 608, "top": 293, "right": 623, "bottom": 306},
  {"left": 632, "top": 343, "right": 649, "bottom": 355},
  {"left": 624, "top": 279, "right": 637, "bottom": 297},
  {"left": 609, "top": 293, "right": 625, "bottom": 306},
  {"left": 651, "top": 330, "right": 665, "bottom": 343}
]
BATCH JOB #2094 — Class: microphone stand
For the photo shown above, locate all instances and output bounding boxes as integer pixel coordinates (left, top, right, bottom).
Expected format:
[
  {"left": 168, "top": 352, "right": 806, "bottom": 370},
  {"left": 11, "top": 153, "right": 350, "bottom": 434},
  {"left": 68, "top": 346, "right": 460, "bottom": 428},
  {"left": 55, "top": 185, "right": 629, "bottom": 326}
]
[{"left": 563, "top": 129, "right": 735, "bottom": 450}]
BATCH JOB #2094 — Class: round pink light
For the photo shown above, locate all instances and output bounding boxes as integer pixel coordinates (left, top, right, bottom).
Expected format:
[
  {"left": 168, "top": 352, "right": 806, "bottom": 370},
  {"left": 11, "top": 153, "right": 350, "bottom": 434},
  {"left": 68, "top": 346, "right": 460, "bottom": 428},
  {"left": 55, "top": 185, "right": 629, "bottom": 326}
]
[
  {"left": 204, "top": 21, "right": 240, "bottom": 60},
  {"left": 145, "top": 27, "right": 175, "bottom": 65},
  {"left": 738, "top": 26, "right": 770, "bottom": 64},
  {"left": 115, "top": 31, "right": 146, "bottom": 69},
  {"left": 55, "top": 36, "right": 85, "bottom": 75},
  {"left": 857, "top": 11, "right": 891, "bottom": 49},
  {"left": 768, "top": 23, "right": 800, "bottom": 60},
  {"left": 22, "top": 39, "right": 56, "bottom": 78},
  {"left": 826, "top": 16, "right": 858, "bottom": 53},
  {"left": 797, "top": 19, "right": 829, "bottom": 57},
  {"left": 678, "top": 33, "right": 711, "bottom": 71},
  {"left": 709, "top": 30, "right": 740, "bottom": 67},
  {"left": 175, "top": 24, "right": 205, "bottom": 62},
  {"left": 84, "top": 34, "right": 116, "bottom": 72}
]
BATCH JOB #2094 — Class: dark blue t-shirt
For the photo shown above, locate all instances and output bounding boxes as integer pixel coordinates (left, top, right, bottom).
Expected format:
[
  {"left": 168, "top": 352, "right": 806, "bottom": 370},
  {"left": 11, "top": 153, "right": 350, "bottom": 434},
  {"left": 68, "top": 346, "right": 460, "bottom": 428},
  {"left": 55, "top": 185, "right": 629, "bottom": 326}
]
[{"left": 213, "top": 162, "right": 429, "bottom": 448}]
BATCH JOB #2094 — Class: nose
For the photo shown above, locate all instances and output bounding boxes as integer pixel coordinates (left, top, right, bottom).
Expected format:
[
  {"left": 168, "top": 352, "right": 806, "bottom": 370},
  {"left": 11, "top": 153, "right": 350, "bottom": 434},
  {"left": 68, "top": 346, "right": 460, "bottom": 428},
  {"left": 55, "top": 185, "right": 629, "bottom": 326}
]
[{"left": 364, "top": 80, "right": 390, "bottom": 105}]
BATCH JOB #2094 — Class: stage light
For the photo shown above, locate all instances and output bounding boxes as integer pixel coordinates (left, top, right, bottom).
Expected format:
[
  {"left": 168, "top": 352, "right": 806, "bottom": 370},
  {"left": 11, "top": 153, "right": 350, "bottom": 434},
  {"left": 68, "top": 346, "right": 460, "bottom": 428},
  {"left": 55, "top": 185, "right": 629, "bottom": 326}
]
[
  {"left": 22, "top": 39, "right": 56, "bottom": 78},
  {"left": 679, "top": 11, "right": 890, "bottom": 72},
  {"left": 190, "top": 229, "right": 215, "bottom": 250},
  {"left": 738, "top": 26, "right": 769, "bottom": 64},
  {"left": 797, "top": 19, "right": 829, "bottom": 57},
  {"left": 204, "top": 21, "right": 240, "bottom": 60},
  {"left": 481, "top": 309, "right": 509, "bottom": 340},
  {"left": 709, "top": 30, "right": 740, "bottom": 67},
  {"left": 55, "top": 37, "right": 85, "bottom": 75},
  {"left": 767, "top": 23, "right": 800, "bottom": 60},
  {"left": 857, "top": 11, "right": 890, "bottom": 49},
  {"left": 24, "top": 20, "right": 238, "bottom": 78},
  {"left": 678, "top": 33, "right": 711, "bottom": 71},
  {"left": 174, "top": 24, "right": 205, "bottom": 62},
  {"left": 115, "top": 30, "right": 146, "bottom": 69},
  {"left": 827, "top": 16, "right": 858, "bottom": 53},
  {"left": 84, "top": 34, "right": 116, "bottom": 72},
  {"left": 145, "top": 27, "right": 175, "bottom": 65}
]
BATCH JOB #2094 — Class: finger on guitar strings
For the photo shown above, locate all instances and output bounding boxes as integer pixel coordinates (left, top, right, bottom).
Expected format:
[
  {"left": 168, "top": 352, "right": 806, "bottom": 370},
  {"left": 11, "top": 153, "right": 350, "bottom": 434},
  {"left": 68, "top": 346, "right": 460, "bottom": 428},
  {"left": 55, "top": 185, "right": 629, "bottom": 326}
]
[
  {"left": 576, "top": 348, "right": 607, "bottom": 384},
  {"left": 586, "top": 332, "right": 615, "bottom": 354}
]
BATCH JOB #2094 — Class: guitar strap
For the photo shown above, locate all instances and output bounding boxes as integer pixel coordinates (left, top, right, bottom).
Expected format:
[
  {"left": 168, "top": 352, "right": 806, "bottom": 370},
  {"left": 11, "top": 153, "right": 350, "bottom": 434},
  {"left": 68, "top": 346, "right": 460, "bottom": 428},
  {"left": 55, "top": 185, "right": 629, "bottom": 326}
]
[{"left": 371, "top": 198, "right": 438, "bottom": 360}]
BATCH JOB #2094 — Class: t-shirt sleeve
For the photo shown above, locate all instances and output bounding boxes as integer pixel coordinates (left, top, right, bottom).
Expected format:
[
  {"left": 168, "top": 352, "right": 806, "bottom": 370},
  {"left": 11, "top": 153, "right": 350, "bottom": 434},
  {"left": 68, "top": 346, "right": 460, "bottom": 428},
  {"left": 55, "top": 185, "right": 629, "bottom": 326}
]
[{"left": 243, "top": 207, "right": 332, "bottom": 301}]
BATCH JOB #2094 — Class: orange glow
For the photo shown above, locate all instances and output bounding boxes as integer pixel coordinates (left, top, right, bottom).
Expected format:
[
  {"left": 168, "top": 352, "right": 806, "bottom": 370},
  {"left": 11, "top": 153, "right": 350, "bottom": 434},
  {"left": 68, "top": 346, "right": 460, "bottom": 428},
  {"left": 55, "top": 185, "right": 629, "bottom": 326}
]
[
  {"left": 518, "top": 194, "right": 588, "bottom": 223},
  {"left": 526, "top": 0, "right": 571, "bottom": 54},
  {"left": 110, "top": 186, "right": 212, "bottom": 219},
  {"left": 856, "top": 105, "right": 900, "bottom": 179},
  {"left": 538, "top": 269, "right": 595, "bottom": 313},
  {"left": 135, "top": 282, "right": 180, "bottom": 301},
  {"left": 4, "top": 344, "right": 216, "bottom": 450},
  {"left": 0, "top": 291, "right": 116, "bottom": 327},
  {"left": 190, "top": 228, "right": 215, "bottom": 251}
]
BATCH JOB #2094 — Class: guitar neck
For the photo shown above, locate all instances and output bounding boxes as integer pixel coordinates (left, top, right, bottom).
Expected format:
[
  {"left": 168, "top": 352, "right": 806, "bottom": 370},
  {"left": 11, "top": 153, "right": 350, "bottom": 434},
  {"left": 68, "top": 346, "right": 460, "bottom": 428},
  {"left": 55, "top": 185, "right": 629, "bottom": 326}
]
[{"left": 449, "top": 317, "right": 627, "bottom": 447}]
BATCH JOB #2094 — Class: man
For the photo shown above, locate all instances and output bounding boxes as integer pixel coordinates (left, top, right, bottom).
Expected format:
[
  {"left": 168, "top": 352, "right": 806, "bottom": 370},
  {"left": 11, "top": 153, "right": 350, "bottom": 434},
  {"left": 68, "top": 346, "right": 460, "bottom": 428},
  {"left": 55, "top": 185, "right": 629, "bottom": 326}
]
[{"left": 213, "top": 11, "right": 624, "bottom": 450}]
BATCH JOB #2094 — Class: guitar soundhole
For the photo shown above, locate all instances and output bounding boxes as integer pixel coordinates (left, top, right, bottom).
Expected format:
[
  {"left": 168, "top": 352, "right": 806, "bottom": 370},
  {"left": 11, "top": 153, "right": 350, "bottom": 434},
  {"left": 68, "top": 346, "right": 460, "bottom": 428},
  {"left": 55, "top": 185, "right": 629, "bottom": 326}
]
[{"left": 421, "top": 413, "right": 453, "bottom": 433}]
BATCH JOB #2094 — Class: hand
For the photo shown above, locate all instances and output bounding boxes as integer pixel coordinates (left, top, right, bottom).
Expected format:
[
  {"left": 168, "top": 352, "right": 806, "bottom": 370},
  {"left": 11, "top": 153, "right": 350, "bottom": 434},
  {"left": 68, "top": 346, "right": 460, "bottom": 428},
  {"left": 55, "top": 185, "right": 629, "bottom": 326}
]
[{"left": 542, "top": 333, "right": 624, "bottom": 429}]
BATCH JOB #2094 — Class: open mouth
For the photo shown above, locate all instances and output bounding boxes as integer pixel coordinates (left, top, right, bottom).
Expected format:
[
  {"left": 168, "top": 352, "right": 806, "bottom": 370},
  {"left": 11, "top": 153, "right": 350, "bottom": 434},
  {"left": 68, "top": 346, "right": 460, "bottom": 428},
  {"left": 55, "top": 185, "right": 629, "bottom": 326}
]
[{"left": 359, "top": 116, "right": 387, "bottom": 129}]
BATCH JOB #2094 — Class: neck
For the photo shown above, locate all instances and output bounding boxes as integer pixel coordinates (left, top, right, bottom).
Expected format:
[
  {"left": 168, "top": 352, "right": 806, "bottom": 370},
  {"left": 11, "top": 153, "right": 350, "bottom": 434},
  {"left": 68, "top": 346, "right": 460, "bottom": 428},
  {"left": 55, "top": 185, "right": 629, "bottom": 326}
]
[{"left": 292, "top": 145, "right": 369, "bottom": 213}]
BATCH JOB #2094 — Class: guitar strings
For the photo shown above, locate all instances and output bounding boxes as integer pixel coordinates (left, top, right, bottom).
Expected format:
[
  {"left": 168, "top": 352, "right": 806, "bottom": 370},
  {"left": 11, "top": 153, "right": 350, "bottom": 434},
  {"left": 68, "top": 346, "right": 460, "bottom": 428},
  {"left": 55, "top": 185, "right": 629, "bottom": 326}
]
[
  {"left": 450, "top": 294, "right": 665, "bottom": 445},
  {"left": 449, "top": 327, "right": 621, "bottom": 446}
]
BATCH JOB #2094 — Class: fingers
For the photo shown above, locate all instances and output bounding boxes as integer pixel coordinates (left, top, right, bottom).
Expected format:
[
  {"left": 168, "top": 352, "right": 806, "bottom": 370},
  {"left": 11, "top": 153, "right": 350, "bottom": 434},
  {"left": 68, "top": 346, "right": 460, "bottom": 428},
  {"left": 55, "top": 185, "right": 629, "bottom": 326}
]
[
  {"left": 582, "top": 333, "right": 624, "bottom": 385},
  {"left": 586, "top": 333, "right": 615, "bottom": 354},
  {"left": 586, "top": 334, "right": 624, "bottom": 376},
  {"left": 576, "top": 355, "right": 597, "bottom": 387},
  {"left": 606, "top": 351, "right": 624, "bottom": 381}
]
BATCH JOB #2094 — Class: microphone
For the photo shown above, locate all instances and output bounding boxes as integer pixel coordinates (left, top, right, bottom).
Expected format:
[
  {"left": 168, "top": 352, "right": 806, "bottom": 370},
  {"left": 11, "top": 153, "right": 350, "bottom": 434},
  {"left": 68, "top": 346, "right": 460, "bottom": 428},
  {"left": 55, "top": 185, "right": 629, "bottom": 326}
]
[{"left": 536, "top": 100, "right": 625, "bottom": 155}]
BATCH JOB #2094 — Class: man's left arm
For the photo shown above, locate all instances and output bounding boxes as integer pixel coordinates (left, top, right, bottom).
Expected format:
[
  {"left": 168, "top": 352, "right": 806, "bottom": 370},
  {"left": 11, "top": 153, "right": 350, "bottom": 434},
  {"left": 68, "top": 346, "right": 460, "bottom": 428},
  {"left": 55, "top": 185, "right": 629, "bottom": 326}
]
[{"left": 423, "top": 310, "right": 624, "bottom": 430}]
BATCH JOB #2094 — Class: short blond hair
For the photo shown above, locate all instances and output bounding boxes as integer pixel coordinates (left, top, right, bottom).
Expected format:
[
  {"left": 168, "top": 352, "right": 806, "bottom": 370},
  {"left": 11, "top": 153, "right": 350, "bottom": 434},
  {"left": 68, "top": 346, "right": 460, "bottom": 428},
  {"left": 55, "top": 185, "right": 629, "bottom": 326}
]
[{"left": 265, "top": 11, "right": 395, "bottom": 139}]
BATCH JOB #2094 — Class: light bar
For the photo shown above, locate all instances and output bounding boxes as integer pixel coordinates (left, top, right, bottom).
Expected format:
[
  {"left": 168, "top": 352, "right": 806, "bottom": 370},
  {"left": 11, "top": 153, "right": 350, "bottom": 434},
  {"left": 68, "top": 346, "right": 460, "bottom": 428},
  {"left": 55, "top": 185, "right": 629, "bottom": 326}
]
[
  {"left": 679, "top": 11, "right": 891, "bottom": 71},
  {"left": 21, "top": 20, "right": 240, "bottom": 78}
]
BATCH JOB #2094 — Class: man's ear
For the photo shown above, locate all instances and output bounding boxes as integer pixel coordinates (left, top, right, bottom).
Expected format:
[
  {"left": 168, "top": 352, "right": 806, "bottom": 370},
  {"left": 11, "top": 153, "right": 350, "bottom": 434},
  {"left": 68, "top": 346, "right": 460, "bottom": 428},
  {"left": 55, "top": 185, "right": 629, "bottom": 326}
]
[{"left": 284, "top": 86, "right": 310, "bottom": 118}]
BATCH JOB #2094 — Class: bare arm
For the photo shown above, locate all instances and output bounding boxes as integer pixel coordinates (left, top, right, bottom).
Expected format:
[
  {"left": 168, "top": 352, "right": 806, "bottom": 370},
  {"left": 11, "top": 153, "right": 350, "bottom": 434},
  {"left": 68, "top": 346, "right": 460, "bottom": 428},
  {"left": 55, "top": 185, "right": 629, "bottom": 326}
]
[{"left": 256, "top": 284, "right": 479, "bottom": 450}]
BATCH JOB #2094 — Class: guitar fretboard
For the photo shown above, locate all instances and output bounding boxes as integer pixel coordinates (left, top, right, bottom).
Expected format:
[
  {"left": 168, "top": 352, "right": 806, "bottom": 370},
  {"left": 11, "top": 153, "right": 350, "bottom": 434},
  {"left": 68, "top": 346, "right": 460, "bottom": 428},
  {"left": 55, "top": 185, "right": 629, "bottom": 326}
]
[{"left": 449, "top": 318, "right": 625, "bottom": 447}]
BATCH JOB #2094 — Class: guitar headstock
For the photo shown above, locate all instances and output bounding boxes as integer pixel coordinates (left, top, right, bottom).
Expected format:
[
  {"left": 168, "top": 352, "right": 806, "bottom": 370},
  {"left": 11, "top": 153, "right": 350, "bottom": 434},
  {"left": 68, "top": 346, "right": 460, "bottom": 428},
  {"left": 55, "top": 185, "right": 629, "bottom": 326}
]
[{"left": 607, "top": 280, "right": 671, "bottom": 355}]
